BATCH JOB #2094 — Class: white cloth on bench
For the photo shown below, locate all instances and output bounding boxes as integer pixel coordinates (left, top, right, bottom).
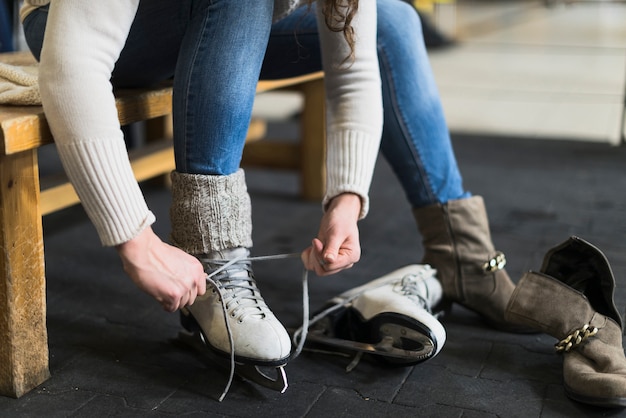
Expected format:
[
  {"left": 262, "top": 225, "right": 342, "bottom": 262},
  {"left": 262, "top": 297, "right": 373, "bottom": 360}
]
[{"left": 0, "top": 62, "right": 41, "bottom": 105}]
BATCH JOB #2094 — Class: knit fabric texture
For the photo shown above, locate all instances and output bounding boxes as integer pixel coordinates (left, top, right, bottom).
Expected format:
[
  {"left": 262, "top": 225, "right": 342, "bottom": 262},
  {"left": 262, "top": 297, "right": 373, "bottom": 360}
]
[
  {"left": 169, "top": 169, "right": 253, "bottom": 254},
  {"left": 0, "top": 62, "right": 40, "bottom": 105}
]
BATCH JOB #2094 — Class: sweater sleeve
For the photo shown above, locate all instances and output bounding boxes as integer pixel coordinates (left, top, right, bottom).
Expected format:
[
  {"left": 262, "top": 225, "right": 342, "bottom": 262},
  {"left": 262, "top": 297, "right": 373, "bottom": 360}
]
[
  {"left": 38, "top": 0, "right": 156, "bottom": 246},
  {"left": 315, "top": 0, "right": 383, "bottom": 219}
]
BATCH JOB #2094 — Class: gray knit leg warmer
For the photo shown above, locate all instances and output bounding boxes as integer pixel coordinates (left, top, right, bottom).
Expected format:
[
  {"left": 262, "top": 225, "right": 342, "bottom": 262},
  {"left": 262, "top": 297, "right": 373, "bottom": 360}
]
[{"left": 169, "top": 169, "right": 253, "bottom": 254}]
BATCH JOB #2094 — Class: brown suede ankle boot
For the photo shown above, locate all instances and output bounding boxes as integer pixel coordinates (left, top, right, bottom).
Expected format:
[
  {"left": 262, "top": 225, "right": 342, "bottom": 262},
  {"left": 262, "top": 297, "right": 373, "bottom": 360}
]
[
  {"left": 505, "top": 236, "right": 626, "bottom": 408},
  {"left": 413, "top": 195, "right": 530, "bottom": 332}
]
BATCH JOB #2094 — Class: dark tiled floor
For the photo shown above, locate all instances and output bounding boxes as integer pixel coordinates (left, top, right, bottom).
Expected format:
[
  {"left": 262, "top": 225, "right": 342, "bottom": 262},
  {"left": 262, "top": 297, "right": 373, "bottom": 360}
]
[{"left": 2, "top": 134, "right": 626, "bottom": 417}]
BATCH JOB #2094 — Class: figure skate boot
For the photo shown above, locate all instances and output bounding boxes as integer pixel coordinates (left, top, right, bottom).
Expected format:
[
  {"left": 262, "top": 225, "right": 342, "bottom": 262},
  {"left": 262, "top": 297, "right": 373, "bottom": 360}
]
[
  {"left": 179, "top": 247, "right": 292, "bottom": 395},
  {"left": 295, "top": 264, "right": 446, "bottom": 368}
]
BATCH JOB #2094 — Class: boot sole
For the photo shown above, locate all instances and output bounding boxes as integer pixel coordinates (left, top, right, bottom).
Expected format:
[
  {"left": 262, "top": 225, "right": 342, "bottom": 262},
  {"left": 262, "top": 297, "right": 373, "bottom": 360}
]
[
  {"left": 180, "top": 310, "right": 290, "bottom": 367},
  {"left": 565, "top": 385, "right": 626, "bottom": 409}
]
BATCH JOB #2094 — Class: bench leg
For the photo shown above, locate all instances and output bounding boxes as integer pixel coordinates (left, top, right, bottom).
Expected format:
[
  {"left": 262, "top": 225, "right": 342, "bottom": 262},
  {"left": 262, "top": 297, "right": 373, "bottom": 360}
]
[
  {"left": 298, "top": 78, "right": 326, "bottom": 201},
  {"left": 144, "top": 115, "right": 174, "bottom": 188},
  {"left": 0, "top": 151, "right": 50, "bottom": 398}
]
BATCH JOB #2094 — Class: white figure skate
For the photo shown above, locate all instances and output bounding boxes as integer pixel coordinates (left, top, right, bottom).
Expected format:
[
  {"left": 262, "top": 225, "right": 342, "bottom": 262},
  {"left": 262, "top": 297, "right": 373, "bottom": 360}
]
[
  {"left": 179, "top": 248, "right": 292, "bottom": 397},
  {"left": 294, "top": 264, "right": 446, "bottom": 368}
]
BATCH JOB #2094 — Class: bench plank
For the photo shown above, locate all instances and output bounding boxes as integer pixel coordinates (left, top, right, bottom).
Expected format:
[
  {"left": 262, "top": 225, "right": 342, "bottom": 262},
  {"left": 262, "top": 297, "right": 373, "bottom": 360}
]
[{"left": 1, "top": 87, "right": 175, "bottom": 156}]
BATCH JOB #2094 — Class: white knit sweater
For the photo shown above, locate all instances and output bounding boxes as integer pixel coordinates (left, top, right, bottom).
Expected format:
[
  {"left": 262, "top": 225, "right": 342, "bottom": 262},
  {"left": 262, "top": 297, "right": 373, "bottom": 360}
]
[{"left": 22, "top": 0, "right": 383, "bottom": 246}]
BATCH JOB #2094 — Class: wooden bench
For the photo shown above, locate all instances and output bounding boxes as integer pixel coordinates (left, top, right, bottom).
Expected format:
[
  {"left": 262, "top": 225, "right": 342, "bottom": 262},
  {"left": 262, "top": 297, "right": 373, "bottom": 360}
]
[{"left": 0, "top": 51, "right": 325, "bottom": 398}]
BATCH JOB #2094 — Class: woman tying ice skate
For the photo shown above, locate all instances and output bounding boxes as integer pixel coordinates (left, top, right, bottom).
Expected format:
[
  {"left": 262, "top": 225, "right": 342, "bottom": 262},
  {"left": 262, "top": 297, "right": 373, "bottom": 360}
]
[{"left": 20, "top": 0, "right": 526, "bottom": 400}]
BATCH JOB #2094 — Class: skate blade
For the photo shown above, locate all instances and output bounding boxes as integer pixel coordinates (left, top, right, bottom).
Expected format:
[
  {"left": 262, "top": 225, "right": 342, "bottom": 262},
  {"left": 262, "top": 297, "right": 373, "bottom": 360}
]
[
  {"left": 304, "top": 323, "right": 434, "bottom": 364},
  {"left": 177, "top": 330, "right": 288, "bottom": 393},
  {"left": 235, "top": 363, "right": 288, "bottom": 393}
]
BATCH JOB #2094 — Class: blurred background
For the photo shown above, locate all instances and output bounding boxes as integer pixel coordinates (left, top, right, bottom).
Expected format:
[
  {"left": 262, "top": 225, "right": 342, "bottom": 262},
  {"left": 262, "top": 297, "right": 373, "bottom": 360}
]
[
  {"left": 4, "top": 0, "right": 625, "bottom": 145},
  {"left": 255, "top": 0, "right": 626, "bottom": 146}
]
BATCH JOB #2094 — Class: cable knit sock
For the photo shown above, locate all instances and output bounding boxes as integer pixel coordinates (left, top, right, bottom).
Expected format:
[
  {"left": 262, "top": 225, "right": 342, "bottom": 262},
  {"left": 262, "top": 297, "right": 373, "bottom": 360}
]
[{"left": 169, "top": 169, "right": 253, "bottom": 254}]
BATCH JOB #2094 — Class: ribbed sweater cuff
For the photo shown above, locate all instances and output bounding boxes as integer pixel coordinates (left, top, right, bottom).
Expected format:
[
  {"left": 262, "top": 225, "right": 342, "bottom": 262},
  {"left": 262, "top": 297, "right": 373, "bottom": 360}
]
[
  {"left": 323, "top": 130, "right": 380, "bottom": 219},
  {"left": 56, "top": 137, "right": 155, "bottom": 247}
]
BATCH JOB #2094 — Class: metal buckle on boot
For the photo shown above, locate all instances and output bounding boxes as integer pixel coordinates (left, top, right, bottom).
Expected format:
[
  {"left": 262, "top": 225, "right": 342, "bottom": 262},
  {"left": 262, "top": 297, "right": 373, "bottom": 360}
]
[
  {"left": 555, "top": 323, "right": 598, "bottom": 353},
  {"left": 483, "top": 251, "right": 506, "bottom": 273}
]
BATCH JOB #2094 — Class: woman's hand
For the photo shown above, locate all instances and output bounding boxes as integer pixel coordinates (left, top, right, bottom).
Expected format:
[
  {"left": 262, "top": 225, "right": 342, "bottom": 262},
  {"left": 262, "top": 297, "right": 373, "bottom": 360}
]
[
  {"left": 116, "top": 226, "right": 207, "bottom": 312},
  {"left": 301, "top": 193, "right": 362, "bottom": 276}
]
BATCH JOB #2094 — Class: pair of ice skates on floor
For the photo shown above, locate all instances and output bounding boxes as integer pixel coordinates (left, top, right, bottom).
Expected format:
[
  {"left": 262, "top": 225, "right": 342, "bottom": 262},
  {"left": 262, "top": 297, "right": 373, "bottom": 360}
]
[{"left": 178, "top": 251, "right": 447, "bottom": 400}]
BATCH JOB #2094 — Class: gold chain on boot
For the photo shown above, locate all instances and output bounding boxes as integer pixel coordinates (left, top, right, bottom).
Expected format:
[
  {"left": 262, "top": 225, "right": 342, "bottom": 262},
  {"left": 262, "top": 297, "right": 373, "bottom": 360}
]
[
  {"left": 555, "top": 323, "right": 599, "bottom": 353},
  {"left": 482, "top": 251, "right": 507, "bottom": 273}
]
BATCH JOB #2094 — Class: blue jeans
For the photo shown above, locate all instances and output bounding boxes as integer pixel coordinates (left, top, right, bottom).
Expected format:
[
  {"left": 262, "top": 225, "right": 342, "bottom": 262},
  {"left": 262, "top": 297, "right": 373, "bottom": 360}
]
[
  {"left": 23, "top": 0, "right": 468, "bottom": 208},
  {"left": 0, "top": 0, "right": 13, "bottom": 52}
]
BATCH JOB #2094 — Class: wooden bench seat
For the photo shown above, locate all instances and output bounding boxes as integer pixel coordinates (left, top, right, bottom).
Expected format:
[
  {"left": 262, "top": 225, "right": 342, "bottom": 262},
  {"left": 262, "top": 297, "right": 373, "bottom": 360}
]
[{"left": 0, "top": 51, "right": 325, "bottom": 398}]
